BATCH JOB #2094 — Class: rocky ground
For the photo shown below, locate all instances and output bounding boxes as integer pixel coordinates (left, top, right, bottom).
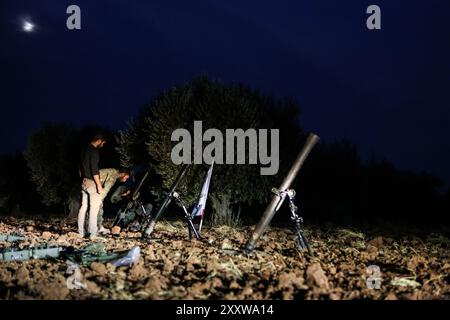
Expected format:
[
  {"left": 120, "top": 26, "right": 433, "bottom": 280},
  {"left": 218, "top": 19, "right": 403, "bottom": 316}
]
[{"left": 0, "top": 216, "right": 449, "bottom": 300}]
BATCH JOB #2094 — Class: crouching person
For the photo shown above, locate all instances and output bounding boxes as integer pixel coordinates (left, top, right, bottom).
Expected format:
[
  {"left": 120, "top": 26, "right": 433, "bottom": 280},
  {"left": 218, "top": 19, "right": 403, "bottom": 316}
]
[{"left": 97, "top": 168, "right": 131, "bottom": 234}]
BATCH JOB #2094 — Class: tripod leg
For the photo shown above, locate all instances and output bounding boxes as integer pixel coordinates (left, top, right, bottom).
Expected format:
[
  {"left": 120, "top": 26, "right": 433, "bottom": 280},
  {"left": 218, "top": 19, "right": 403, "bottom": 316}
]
[
  {"left": 286, "top": 191, "right": 310, "bottom": 253},
  {"left": 179, "top": 202, "right": 199, "bottom": 240},
  {"left": 294, "top": 221, "right": 310, "bottom": 252},
  {"left": 193, "top": 225, "right": 200, "bottom": 240},
  {"left": 301, "top": 232, "right": 310, "bottom": 252},
  {"left": 187, "top": 214, "right": 200, "bottom": 240},
  {"left": 188, "top": 220, "right": 192, "bottom": 240},
  {"left": 187, "top": 219, "right": 200, "bottom": 240},
  {"left": 113, "top": 211, "right": 125, "bottom": 227},
  {"left": 199, "top": 214, "right": 204, "bottom": 235}
]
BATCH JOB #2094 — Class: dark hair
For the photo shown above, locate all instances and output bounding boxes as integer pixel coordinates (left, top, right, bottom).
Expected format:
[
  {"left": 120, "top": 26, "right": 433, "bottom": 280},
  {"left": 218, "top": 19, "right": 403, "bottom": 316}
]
[
  {"left": 91, "top": 132, "right": 105, "bottom": 142},
  {"left": 119, "top": 168, "right": 131, "bottom": 175}
]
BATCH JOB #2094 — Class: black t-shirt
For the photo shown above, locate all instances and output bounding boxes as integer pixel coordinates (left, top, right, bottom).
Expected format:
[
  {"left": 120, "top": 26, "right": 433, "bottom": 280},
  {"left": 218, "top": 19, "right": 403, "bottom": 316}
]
[{"left": 80, "top": 144, "right": 100, "bottom": 179}]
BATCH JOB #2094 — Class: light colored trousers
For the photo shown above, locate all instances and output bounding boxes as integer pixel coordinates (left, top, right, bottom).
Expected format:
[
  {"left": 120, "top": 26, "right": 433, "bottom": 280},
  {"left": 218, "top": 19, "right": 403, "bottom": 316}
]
[{"left": 77, "top": 178, "right": 102, "bottom": 237}]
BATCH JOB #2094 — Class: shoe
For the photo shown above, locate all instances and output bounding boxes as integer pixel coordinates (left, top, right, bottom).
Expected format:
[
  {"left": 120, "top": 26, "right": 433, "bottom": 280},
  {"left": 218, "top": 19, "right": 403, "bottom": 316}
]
[{"left": 98, "top": 227, "right": 111, "bottom": 235}]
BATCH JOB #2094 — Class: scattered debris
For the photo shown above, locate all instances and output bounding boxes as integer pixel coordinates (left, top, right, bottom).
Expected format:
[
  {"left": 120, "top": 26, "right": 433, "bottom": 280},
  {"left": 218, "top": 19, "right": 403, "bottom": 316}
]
[
  {"left": 41, "top": 231, "right": 52, "bottom": 240},
  {"left": 0, "top": 216, "right": 448, "bottom": 300},
  {"left": 390, "top": 277, "right": 421, "bottom": 288},
  {"left": 221, "top": 238, "right": 234, "bottom": 250},
  {"left": 111, "top": 226, "right": 121, "bottom": 235},
  {"left": 336, "top": 229, "right": 365, "bottom": 240},
  {"left": 112, "top": 246, "right": 140, "bottom": 267}
]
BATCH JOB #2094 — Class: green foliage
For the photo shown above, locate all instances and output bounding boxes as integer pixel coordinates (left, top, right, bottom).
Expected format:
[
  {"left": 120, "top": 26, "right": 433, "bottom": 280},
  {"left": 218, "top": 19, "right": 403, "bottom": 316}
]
[
  {"left": 117, "top": 76, "right": 304, "bottom": 224},
  {"left": 0, "top": 153, "right": 45, "bottom": 214},
  {"left": 24, "top": 123, "right": 119, "bottom": 214},
  {"left": 25, "top": 124, "right": 79, "bottom": 206},
  {"left": 0, "top": 157, "right": 12, "bottom": 210},
  {"left": 210, "top": 193, "right": 243, "bottom": 228}
]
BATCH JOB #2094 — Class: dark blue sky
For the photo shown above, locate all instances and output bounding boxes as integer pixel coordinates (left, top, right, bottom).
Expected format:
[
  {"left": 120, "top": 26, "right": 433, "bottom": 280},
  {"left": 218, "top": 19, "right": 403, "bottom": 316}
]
[{"left": 1, "top": 1, "right": 449, "bottom": 186}]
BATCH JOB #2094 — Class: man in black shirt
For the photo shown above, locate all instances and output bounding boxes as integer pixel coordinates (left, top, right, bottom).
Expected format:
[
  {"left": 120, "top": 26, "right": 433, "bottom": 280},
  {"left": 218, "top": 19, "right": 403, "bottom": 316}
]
[{"left": 77, "top": 132, "right": 106, "bottom": 239}]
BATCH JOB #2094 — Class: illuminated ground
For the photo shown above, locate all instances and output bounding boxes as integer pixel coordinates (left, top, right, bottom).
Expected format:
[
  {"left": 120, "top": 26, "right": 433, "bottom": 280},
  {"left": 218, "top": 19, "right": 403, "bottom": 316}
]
[{"left": 0, "top": 216, "right": 449, "bottom": 300}]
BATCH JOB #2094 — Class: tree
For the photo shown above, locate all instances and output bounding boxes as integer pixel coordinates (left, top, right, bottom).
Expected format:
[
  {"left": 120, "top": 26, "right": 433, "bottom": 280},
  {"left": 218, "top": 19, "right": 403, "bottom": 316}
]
[
  {"left": 25, "top": 123, "right": 79, "bottom": 209},
  {"left": 25, "top": 123, "right": 119, "bottom": 215},
  {"left": 117, "top": 76, "right": 304, "bottom": 225},
  {"left": 0, "top": 153, "right": 42, "bottom": 214}
]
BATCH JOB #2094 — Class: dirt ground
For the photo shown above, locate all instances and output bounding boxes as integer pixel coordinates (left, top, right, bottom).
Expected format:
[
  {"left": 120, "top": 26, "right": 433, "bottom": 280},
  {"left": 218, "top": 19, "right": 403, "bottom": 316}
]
[{"left": 0, "top": 216, "right": 449, "bottom": 300}]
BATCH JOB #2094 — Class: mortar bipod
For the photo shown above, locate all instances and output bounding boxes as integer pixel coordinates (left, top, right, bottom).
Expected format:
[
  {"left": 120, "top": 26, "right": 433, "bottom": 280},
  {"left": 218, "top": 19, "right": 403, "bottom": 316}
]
[
  {"left": 272, "top": 188, "right": 310, "bottom": 252},
  {"left": 173, "top": 192, "right": 201, "bottom": 240}
]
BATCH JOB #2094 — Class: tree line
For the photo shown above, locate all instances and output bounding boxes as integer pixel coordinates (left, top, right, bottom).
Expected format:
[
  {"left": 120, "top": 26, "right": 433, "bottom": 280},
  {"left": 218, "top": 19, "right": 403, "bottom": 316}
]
[{"left": 1, "top": 77, "right": 448, "bottom": 229}]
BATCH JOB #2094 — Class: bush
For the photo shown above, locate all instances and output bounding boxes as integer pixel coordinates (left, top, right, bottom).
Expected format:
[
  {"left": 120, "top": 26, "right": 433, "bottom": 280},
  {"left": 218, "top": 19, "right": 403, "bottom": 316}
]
[
  {"left": 25, "top": 124, "right": 79, "bottom": 207},
  {"left": 25, "top": 123, "right": 119, "bottom": 215},
  {"left": 117, "top": 76, "right": 305, "bottom": 225},
  {"left": 0, "top": 153, "right": 42, "bottom": 213}
]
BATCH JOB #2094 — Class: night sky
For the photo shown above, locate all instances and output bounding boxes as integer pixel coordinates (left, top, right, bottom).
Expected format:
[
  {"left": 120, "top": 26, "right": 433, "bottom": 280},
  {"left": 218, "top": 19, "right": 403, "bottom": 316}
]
[{"left": 1, "top": 1, "right": 449, "bottom": 186}]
